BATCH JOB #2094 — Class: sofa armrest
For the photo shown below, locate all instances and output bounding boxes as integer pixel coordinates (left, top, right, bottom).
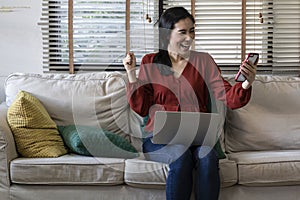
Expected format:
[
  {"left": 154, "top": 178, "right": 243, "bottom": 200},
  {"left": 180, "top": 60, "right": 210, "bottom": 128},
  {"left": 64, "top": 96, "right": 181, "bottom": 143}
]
[{"left": 0, "top": 102, "right": 18, "bottom": 188}]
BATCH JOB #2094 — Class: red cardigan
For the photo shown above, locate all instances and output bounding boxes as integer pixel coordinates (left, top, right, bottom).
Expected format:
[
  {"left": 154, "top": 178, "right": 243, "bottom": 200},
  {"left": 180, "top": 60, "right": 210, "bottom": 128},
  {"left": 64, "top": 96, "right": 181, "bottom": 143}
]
[{"left": 126, "top": 51, "right": 251, "bottom": 132}]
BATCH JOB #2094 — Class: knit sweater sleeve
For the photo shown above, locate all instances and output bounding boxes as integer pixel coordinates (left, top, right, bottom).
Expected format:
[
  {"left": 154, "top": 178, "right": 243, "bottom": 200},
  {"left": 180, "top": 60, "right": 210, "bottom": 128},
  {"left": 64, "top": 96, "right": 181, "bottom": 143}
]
[
  {"left": 126, "top": 54, "right": 154, "bottom": 117},
  {"left": 204, "top": 54, "right": 252, "bottom": 110}
]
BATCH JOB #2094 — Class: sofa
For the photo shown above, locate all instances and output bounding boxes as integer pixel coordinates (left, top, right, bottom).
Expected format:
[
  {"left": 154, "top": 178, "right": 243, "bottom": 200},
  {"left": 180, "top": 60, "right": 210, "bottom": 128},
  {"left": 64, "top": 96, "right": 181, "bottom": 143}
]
[{"left": 0, "top": 72, "right": 300, "bottom": 200}]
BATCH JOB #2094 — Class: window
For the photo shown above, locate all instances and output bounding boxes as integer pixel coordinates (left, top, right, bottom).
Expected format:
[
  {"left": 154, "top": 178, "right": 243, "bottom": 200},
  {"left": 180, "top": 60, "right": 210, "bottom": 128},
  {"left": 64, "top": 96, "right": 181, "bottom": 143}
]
[
  {"left": 271, "top": 0, "right": 300, "bottom": 74},
  {"left": 41, "top": 0, "right": 300, "bottom": 75},
  {"left": 40, "top": 0, "right": 159, "bottom": 72},
  {"left": 163, "top": 0, "right": 300, "bottom": 75}
]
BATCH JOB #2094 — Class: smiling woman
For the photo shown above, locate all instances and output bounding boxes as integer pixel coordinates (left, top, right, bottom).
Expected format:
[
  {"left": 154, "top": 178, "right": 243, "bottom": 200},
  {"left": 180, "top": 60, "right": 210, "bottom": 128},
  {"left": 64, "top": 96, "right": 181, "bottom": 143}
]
[
  {"left": 168, "top": 18, "right": 195, "bottom": 57},
  {"left": 167, "top": 17, "right": 195, "bottom": 77},
  {"left": 123, "top": 6, "right": 257, "bottom": 200}
]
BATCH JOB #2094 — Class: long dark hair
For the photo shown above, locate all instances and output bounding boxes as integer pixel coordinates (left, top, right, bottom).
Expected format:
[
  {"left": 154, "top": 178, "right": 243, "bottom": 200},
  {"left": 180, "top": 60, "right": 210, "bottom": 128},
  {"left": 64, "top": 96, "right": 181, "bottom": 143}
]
[{"left": 153, "top": 7, "right": 195, "bottom": 75}]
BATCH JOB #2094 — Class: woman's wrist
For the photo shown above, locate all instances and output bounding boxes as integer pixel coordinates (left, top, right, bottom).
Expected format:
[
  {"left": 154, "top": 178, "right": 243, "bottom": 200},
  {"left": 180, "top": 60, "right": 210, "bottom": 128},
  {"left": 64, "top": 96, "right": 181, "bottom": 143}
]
[
  {"left": 127, "top": 68, "right": 137, "bottom": 83},
  {"left": 242, "top": 80, "right": 251, "bottom": 89}
]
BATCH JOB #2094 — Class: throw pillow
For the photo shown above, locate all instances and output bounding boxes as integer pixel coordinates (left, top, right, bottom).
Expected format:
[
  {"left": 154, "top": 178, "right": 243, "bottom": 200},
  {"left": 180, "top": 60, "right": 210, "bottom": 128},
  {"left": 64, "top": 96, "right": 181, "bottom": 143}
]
[
  {"left": 57, "top": 125, "right": 139, "bottom": 159},
  {"left": 7, "top": 90, "right": 67, "bottom": 157},
  {"left": 214, "top": 139, "right": 226, "bottom": 159}
]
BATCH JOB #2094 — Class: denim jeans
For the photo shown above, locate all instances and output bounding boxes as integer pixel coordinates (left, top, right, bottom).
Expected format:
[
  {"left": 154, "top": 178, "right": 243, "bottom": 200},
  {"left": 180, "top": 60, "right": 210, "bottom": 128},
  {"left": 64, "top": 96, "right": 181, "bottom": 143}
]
[{"left": 143, "top": 137, "right": 220, "bottom": 200}]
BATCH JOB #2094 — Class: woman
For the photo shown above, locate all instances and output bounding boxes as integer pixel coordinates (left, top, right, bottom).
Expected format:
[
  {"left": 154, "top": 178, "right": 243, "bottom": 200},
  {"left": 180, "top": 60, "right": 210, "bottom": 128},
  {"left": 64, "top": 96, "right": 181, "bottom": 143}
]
[{"left": 123, "top": 7, "right": 256, "bottom": 200}]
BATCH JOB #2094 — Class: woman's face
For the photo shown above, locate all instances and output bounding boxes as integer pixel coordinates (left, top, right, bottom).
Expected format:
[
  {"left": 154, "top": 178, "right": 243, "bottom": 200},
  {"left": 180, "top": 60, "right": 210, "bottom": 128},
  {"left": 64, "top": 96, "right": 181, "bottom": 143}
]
[{"left": 168, "top": 17, "right": 195, "bottom": 57}]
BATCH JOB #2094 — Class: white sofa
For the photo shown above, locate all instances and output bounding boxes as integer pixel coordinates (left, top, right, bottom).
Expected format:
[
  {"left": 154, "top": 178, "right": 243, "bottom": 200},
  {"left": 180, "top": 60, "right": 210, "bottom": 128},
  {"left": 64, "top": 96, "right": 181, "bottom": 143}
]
[{"left": 1, "top": 72, "right": 300, "bottom": 200}]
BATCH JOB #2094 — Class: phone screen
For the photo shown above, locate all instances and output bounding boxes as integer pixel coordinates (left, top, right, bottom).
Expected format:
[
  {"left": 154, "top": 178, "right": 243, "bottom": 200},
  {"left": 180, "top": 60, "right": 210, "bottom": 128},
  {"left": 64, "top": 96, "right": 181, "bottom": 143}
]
[
  {"left": 235, "top": 53, "right": 259, "bottom": 82},
  {"left": 247, "top": 53, "right": 259, "bottom": 65}
]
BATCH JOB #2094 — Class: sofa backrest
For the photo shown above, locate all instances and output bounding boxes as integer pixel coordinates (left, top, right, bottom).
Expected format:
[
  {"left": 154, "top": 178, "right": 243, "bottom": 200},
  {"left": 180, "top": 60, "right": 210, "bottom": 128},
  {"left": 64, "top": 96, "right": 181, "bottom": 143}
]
[
  {"left": 0, "top": 76, "right": 6, "bottom": 103},
  {"left": 225, "top": 75, "right": 300, "bottom": 152},
  {"left": 5, "top": 72, "right": 144, "bottom": 151}
]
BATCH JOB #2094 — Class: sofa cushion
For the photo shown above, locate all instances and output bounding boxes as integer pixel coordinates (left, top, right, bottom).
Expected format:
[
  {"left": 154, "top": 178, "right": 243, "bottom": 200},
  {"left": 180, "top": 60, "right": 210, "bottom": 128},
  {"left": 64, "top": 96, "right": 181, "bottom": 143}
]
[
  {"left": 58, "top": 125, "right": 139, "bottom": 159},
  {"left": 4, "top": 72, "right": 144, "bottom": 152},
  {"left": 124, "top": 158, "right": 168, "bottom": 189},
  {"left": 219, "top": 158, "right": 237, "bottom": 188},
  {"left": 228, "top": 150, "right": 300, "bottom": 186},
  {"left": 124, "top": 158, "right": 237, "bottom": 189},
  {"left": 10, "top": 154, "right": 125, "bottom": 185},
  {"left": 7, "top": 90, "right": 67, "bottom": 158},
  {"left": 225, "top": 75, "right": 300, "bottom": 152}
]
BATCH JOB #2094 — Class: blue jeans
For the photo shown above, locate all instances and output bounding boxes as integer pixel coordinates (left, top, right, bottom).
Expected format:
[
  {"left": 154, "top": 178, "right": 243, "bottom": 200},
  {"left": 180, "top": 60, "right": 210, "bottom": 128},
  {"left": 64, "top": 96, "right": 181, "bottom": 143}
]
[{"left": 143, "top": 137, "right": 220, "bottom": 200}]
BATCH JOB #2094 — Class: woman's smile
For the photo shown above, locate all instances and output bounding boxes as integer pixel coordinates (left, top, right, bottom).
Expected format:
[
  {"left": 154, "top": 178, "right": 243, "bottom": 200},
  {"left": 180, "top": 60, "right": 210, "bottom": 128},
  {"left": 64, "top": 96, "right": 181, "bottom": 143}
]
[{"left": 168, "top": 17, "right": 195, "bottom": 57}]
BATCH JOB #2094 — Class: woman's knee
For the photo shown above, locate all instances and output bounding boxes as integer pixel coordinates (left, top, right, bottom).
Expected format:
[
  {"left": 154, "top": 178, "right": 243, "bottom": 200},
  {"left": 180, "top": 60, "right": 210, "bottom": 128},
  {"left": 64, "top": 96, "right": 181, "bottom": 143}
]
[
  {"left": 193, "top": 146, "right": 218, "bottom": 165},
  {"left": 143, "top": 140, "right": 192, "bottom": 164},
  {"left": 169, "top": 145, "right": 193, "bottom": 170}
]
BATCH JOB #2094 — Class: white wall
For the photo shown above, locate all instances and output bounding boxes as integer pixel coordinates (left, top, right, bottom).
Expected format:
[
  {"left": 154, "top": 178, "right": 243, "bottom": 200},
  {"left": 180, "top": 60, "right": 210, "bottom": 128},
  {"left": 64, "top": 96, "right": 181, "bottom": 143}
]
[{"left": 0, "top": 0, "right": 42, "bottom": 102}]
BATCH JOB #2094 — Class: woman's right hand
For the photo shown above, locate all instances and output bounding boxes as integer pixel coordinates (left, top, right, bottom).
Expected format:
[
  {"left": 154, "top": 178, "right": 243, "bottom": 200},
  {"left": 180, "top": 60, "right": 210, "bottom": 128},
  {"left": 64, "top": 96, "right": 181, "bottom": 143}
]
[{"left": 123, "top": 52, "right": 136, "bottom": 72}]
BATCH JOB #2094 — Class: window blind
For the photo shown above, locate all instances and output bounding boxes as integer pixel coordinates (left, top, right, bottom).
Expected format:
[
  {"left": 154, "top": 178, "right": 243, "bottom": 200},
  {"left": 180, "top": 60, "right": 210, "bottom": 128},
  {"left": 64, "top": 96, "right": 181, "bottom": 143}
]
[
  {"left": 40, "top": 0, "right": 300, "bottom": 75},
  {"left": 271, "top": 0, "right": 300, "bottom": 75},
  {"left": 194, "top": 0, "right": 246, "bottom": 71},
  {"left": 40, "top": 0, "right": 159, "bottom": 72},
  {"left": 245, "top": 0, "right": 273, "bottom": 74},
  {"left": 163, "top": 0, "right": 300, "bottom": 75}
]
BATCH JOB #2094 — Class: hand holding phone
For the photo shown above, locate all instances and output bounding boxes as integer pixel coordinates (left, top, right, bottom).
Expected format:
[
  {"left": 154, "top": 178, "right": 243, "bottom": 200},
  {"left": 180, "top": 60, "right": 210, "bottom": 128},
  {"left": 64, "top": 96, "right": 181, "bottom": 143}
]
[{"left": 235, "top": 53, "right": 259, "bottom": 82}]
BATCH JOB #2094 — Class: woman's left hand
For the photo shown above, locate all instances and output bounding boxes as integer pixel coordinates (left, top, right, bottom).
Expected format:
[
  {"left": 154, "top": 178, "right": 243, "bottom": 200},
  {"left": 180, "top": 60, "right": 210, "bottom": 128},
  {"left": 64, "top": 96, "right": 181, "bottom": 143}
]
[{"left": 240, "top": 60, "right": 257, "bottom": 89}]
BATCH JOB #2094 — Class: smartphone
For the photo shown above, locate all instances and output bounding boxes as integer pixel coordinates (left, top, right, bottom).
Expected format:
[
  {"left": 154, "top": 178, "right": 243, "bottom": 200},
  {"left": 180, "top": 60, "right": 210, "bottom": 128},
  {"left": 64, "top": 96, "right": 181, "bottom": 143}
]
[{"left": 235, "top": 53, "right": 259, "bottom": 82}]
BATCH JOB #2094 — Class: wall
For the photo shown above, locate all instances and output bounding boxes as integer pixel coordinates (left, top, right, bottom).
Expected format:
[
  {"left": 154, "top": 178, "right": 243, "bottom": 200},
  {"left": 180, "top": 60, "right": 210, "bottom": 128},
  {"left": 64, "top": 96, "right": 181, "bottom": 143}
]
[{"left": 0, "top": 0, "right": 42, "bottom": 102}]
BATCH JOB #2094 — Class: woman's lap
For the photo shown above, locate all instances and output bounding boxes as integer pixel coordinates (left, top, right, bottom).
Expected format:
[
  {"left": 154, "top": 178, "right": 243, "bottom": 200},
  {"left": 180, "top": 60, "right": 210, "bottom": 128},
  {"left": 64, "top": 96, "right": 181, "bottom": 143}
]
[{"left": 142, "top": 137, "right": 220, "bottom": 200}]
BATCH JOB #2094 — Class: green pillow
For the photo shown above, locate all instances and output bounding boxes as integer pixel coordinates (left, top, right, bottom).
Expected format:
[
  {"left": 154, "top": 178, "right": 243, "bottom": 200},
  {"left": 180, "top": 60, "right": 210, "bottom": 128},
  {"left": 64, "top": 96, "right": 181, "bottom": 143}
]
[
  {"left": 58, "top": 125, "right": 139, "bottom": 159},
  {"left": 214, "top": 139, "right": 226, "bottom": 159}
]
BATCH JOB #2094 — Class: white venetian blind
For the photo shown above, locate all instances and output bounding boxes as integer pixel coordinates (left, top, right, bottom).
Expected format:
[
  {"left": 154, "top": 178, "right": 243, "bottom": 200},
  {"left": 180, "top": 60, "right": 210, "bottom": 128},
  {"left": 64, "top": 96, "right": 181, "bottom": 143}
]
[
  {"left": 244, "top": 0, "right": 273, "bottom": 74},
  {"left": 163, "top": 0, "right": 300, "bottom": 75},
  {"left": 271, "top": 0, "right": 300, "bottom": 75},
  {"left": 194, "top": 0, "right": 245, "bottom": 69},
  {"left": 40, "top": 0, "right": 159, "bottom": 73}
]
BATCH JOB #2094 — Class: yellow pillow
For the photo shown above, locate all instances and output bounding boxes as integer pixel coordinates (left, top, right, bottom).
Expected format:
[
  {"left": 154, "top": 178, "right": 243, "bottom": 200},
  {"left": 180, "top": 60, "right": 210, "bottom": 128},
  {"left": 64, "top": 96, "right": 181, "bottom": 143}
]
[{"left": 7, "top": 90, "right": 67, "bottom": 157}]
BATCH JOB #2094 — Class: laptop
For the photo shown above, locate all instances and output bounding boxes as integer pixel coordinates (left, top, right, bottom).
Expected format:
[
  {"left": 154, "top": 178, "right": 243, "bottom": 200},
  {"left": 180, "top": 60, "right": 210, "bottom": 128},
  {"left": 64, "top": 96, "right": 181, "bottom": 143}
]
[{"left": 152, "top": 111, "right": 222, "bottom": 146}]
